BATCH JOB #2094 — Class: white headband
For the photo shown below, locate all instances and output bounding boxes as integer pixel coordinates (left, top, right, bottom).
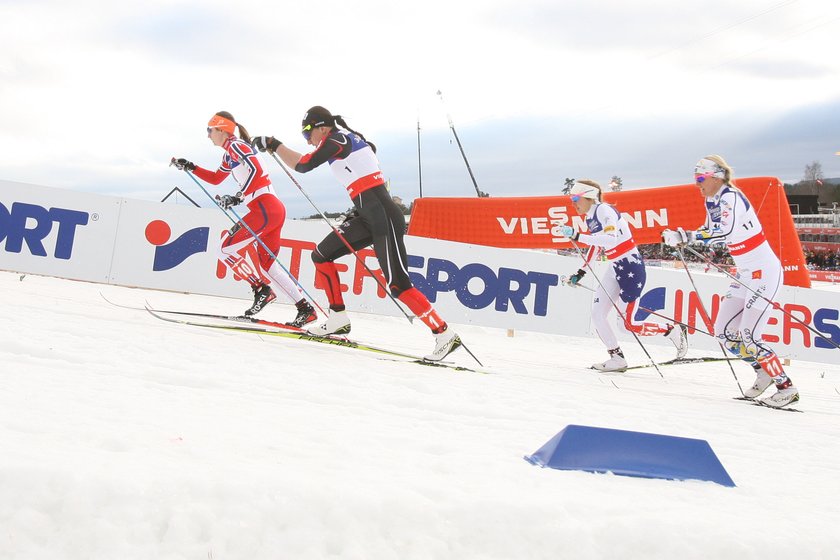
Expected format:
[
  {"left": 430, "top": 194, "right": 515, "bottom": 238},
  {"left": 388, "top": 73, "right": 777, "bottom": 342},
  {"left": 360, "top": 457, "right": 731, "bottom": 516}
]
[
  {"left": 694, "top": 158, "right": 726, "bottom": 178},
  {"left": 568, "top": 182, "right": 600, "bottom": 200}
]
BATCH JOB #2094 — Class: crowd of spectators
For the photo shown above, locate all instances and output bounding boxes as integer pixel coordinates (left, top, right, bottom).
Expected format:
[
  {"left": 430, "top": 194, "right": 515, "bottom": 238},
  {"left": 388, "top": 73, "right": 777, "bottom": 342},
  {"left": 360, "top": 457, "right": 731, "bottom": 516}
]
[
  {"left": 638, "top": 243, "right": 734, "bottom": 266},
  {"left": 557, "top": 243, "right": 840, "bottom": 271},
  {"left": 554, "top": 243, "right": 734, "bottom": 267},
  {"left": 805, "top": 249, "right": 840, "bottom": 271}
]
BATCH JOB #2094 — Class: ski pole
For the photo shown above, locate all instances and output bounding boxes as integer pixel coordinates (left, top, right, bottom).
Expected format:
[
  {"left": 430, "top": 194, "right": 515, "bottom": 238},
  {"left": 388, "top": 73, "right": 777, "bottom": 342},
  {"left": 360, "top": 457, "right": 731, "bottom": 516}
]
[
  {"left": 682, "top": 244, "right": 840, "bottom": 352},
  {"left": 176, "top": 166, "right": 326, "bottom": 316},
  {"left": 560, "top": 276, "right": 714, "bottom": 337},
  {"left": 569, "top": 240, "right": 664, "bottom": 378},
  {"left": 267, "top": 151, "right": 414, "bottom": 323},
  {"left": 437, "top": 90, "right": 485, "bottom": 198},
  {"left": 676, "top": 247, "right": 745, "bottom": 396}
]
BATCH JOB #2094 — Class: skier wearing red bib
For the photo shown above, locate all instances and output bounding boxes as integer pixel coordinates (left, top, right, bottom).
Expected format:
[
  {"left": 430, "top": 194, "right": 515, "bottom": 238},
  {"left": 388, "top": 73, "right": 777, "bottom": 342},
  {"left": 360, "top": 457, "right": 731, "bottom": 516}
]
[
  {"left": 171, "top": 111, "right": 316, "bottom": 326},
  {"left": 252, "top": 106, "right": 461, "bottom": 361},
  {"left": 662, "top": 155, "right": 799, "bottom": 408},
  {"left": 562, "top": 180, "right": 688, "bottom": 371}
]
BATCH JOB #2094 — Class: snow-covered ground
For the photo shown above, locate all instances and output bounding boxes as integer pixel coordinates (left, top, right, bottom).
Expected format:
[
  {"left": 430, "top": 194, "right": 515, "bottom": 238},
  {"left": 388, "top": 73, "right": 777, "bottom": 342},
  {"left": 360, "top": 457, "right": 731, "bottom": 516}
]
[{"left": 1, "top": 270, "right": 839, "bottom": 560}]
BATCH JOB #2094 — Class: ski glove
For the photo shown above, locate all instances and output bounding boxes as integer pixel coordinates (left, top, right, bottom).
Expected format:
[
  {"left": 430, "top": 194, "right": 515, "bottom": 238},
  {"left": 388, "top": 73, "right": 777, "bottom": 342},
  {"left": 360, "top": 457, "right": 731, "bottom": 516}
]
[
  {"left": 216, "top": 193, "right": 243, "bottom": 210},
  {"left": 661, "top": 227, "right": 689, "bottom": 247},
  {"left": 569, "top": 269, "right": 586, "bottom": 285},
  {"left": 559, "top": 225, "right": 579, "bottom": 241},
  {"left": 171, "top": 157, "right": 196, "bottom": 171},
  {"left": 252, "top": 136, "right": 282, "bottom": 153}
]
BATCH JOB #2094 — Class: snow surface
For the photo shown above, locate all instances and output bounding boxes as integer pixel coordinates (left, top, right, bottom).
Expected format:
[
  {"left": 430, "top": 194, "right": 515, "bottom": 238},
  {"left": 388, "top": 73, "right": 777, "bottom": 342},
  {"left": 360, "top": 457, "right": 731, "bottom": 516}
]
[{"left": 1, "top": 270, "right": 839, "bottom": 560}]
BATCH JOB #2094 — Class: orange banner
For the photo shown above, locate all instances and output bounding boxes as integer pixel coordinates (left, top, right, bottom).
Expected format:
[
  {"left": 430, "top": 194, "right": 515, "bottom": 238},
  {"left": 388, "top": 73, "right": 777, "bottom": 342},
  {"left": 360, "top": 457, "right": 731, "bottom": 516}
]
[{"left": 408, "top": 177, "right": 810, "bottom": 287}]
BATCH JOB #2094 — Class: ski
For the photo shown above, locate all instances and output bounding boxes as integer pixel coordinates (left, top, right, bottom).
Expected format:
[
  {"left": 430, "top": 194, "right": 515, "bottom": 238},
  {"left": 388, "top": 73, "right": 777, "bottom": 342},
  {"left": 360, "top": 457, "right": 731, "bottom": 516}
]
[
  {"left": 146, "top": 308, "right": 311, "bottom": 334},
  {"left": 733, "top": 396, "right": 803, "bottom": 413},
  {"left": 100, "top": 293, "right": 307, "bottom": 333},
  {"left": 143, "top": 306, "right": 480, "bottom": 373},
  {"left": 376, "top": 357, "right": 490, "bottom": 375},
  {"left": 592, "top": 356, "right": 741, "bottom": 372}
]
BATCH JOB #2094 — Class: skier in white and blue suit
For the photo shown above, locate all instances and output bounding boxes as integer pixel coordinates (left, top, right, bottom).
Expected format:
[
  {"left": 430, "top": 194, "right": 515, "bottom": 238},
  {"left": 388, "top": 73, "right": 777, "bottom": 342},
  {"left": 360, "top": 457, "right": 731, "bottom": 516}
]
[
  {"left": 561, "top": 180, "right": 688, "bottom": 371},
  {"left": 662, "top": 155, "right": 799, "bottom": 408}
]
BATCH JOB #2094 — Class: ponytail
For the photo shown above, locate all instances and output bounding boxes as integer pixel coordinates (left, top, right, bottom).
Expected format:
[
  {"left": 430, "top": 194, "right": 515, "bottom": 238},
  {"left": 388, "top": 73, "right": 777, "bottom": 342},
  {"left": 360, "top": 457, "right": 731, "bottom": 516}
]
[
  {"left": 334, "top": 115, "right": 376, "bottom": 153},
  {"left": 214, "top": 110, "right": 251, "bottom": 143}
]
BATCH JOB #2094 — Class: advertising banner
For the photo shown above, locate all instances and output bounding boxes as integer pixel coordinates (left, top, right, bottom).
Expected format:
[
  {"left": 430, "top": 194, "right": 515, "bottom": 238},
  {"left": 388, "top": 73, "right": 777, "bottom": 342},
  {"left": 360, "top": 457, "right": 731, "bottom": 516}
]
[
  {"left": 2, "top": 180, "right": 837, "bottom": 363},
  {"left": 0, "top": 179, "right": 120, "bottom": 283},
  {"left": 407, "top": 177, "right": 810, "bottom": 288}
]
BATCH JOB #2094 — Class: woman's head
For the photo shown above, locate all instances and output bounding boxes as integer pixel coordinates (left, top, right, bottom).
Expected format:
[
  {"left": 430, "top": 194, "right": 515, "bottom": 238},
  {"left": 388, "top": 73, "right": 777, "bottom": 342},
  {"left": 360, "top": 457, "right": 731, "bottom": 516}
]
[
  {"left": 207, "top": 111, "right": 252, "bottom": 147},
  {"left": 694, "top": 155, "right": 731, "bottom": 197},
  {"left": 568, "top": 179, "right": 602, "bottom": 214},
  {"left": 300, "top": 106, "right": 377, "bottom": 152},
  {"left": 301, "top": 106, "right": 335, "bottom": 146}
]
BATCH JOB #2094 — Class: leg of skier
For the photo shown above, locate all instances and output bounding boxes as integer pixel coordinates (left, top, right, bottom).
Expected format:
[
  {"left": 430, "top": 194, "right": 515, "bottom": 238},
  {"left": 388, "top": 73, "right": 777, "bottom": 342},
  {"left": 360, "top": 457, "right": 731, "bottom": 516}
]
[
  {"left": 737, "top": 267, "right": 799, "bottom": 407},
  {"left": 217, "top": 225, "right": 276, "bottom": 316},
  {"left": 590, "top": 273, "right": 628, "bottom": 372}
]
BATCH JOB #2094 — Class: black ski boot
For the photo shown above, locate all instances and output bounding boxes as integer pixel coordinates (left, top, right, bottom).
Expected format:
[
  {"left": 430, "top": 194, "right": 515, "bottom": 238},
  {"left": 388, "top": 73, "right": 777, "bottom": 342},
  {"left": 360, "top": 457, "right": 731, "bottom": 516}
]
[
  {"left": 245, "top": 283, "right": 276, "bottom": 316},
  {"left": 286, "top": 300, "right": 317, "bottom": 328}
]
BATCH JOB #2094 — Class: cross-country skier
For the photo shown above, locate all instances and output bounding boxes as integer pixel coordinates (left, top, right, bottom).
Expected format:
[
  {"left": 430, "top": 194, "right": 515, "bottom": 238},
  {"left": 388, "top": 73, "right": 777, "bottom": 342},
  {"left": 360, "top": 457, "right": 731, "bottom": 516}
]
[
  {"left": 562, "top": 180, "right": 688, "bottom": 371},
  {"left": 251, "top": 106, "right": 461, "bottom": 361},
  {"left": 662, "top": 155, "right": 799, "bottom": 408},
  {"left": 171, "top": 111, "right": 317, "bottom": 326}
]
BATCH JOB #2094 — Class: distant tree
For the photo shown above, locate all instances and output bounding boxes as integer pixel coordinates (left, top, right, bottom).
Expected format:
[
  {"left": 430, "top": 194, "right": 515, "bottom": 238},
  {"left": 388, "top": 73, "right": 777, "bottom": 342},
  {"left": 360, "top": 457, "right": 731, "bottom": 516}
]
[
  {"left": 803, "top": 161, "right": 824, "bottom": 188},
  {"left": 304, "top": 206, "right": 356, "bottom": 220},
  {"left": 562, "top": 178, "right": 575, "bottom": 195},
  {"left": 609, "top": 176, "right": 623, "bottom": 192}
]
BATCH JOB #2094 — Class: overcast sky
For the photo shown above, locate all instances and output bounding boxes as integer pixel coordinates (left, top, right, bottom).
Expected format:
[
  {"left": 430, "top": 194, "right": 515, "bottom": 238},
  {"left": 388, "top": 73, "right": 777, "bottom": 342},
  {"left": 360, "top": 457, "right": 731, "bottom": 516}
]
[{"left": 2, "top": 0, "right": 839, "bottom": 216}]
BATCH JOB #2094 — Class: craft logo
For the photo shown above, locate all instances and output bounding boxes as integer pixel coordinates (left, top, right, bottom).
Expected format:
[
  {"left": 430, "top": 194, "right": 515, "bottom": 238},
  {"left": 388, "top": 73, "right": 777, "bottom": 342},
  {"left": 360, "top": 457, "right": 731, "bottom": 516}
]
[
  {"left": 145, "top": 220, "right": 209, "bottom": 271},
  {"left": 0, "top": 201, "right": 89, "bottom": 259}
]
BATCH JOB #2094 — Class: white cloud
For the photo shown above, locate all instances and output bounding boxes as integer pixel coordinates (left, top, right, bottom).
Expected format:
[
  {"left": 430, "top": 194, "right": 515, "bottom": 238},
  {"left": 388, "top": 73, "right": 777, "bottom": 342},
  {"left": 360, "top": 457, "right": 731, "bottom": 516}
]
[{"left": 2, "top": 0, "right": 839, "bottom": 214}]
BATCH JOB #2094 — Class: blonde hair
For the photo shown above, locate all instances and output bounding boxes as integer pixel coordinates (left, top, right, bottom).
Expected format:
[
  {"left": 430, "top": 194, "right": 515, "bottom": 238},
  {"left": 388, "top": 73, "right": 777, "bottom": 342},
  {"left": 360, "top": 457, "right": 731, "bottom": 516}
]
[{"left": 702, "top": 155, "right": 733, "bottom": 184}]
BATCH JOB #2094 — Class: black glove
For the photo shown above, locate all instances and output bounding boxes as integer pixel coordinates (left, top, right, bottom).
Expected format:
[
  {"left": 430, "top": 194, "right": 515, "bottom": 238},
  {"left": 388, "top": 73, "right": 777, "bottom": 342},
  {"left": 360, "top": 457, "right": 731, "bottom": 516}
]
[
  {"left": 216, "top": 193, "right": 243, "bottom": 210},
  {"left": 171, "top": 157, "right": 196, "bottom": 171},
  {"left": 252, "top": 136, "right": 282, "bottom": 153},
  {"left": 569, "top": 268, "right": 586, "bottom": 285}
]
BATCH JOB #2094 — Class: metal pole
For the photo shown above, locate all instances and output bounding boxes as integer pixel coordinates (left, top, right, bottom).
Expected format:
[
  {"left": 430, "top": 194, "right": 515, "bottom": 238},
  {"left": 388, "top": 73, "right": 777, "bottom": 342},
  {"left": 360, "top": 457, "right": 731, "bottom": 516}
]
[
  {"left": 676, "top": 247, "right": 745, "bottom": 396},
  {"left": 569, "top": 240, "right": 664, "bottom": 377},
  {"left": 417, "top": 117, "right": 423, "bottom": 198},
  {"left": 177, "top": 168, "right": 326, "bottom": 315},
  {"left": 437, "top": 90, "right": 486, "bottom": 198}
]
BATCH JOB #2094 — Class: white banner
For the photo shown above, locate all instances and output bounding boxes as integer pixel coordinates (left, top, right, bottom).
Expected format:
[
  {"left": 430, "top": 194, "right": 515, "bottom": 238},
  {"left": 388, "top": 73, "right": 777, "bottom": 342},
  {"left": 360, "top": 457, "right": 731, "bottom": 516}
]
[
  {"left": 2, "top": 180, "right": 838, "bottom": 363},
  {"left": 0, "top": 180, "right": 120, "bottom": 283}
]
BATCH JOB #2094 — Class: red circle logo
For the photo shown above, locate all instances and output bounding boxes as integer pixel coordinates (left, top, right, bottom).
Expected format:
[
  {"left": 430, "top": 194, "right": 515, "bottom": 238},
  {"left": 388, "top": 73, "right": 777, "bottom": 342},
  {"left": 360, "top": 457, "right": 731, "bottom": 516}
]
[{"left": 145, "top": 220, "right": 172, "bottom": 246}]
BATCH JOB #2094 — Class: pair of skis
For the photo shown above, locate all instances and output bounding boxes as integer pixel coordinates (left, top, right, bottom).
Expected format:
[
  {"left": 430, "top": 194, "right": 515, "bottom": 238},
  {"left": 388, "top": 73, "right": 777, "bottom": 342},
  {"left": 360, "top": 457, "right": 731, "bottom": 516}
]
[
  {"left": 600, "top": 356, "right": 742, "bottom": 372},
  {"left": 101, "top": 294, "right": 487, "bottom": 374}
]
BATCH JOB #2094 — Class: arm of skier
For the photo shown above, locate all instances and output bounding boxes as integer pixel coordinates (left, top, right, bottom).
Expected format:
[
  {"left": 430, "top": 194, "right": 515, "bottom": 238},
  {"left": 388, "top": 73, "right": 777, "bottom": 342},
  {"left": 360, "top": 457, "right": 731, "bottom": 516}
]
[
  {"left": 577, "top": 206, "right": 621, "bottom": 250},
  {"left": 274, "top": 133, "right": 351, "bottom": 173},
  {"left": 192, "top": 164, "right": 230, "bottom": 185}
]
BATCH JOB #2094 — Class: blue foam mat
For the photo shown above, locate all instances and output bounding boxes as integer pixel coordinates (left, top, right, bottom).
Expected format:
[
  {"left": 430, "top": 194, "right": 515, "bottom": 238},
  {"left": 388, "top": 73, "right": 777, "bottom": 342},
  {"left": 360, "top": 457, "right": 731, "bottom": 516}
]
[{"left": 525, "top": 424, "right": 735, "bottom": 487}]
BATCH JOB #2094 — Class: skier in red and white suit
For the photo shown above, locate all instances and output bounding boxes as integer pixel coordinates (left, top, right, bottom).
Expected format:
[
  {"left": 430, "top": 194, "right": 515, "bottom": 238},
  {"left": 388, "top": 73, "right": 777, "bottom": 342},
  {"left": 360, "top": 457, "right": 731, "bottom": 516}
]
[
  {"left": 562, "top": 180, "right": 688, "bottom": 371},
  {"left": 662, "top": 155, "right": 799, "bottom": 408},
  {"left": 171, "top": 111, "right": 316, "bottom": 326},
  {"left": 251, "top": 106, "right": 461, "bottom": 361}
]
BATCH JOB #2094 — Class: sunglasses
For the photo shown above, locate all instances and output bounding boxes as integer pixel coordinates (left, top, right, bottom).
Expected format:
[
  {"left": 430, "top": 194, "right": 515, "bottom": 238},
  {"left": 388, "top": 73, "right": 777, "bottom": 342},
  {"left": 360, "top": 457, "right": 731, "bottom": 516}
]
[
  {"left": 695, "top": 173, "right": 716, "bottom": 183},
  {"left": 302, "top": 124, "right": 313, "bottom": 141},
  {"left": 571, "top": 194, "right": 583, "bottom": 202}
]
